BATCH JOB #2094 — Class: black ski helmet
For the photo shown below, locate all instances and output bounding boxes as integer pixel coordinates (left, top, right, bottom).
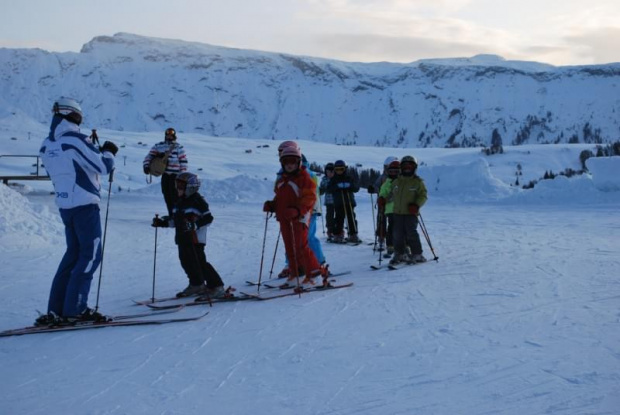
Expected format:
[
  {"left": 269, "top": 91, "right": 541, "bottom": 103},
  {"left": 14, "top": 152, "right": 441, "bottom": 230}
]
[
  {"left": 334, "top": 160, "right": 347, "bottom": 174},
  {"left": 165, "top": 127, "right": 177, "bottom": 141}
]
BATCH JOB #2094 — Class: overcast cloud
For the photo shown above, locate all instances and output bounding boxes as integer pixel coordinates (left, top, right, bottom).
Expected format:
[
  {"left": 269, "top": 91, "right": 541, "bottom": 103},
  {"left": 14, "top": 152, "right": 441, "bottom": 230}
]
[{"left": 0, "top": 0, "right": 618, "bottom": 65}]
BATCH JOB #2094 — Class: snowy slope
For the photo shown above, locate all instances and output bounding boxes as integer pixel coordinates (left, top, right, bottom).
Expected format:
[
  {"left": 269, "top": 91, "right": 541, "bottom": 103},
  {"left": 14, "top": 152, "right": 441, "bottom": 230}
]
[
  {"left": 1, "top": 32, "right": 619, "bottom": 147},
  {"left": 0, "top": 119, "right": 619, "bottom": 414}
]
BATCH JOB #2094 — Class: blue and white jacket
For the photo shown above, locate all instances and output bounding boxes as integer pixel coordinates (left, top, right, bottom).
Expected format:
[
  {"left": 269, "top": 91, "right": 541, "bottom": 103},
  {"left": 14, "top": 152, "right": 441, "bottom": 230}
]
[{"left": 40, "top": 116, "right": 115, "bottom": 209}]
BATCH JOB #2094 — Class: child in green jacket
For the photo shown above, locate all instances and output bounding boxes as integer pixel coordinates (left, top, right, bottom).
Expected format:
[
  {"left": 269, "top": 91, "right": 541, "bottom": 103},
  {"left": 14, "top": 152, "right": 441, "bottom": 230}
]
[
  {"left": 386, "top": 155, "right": 428, "bottom": 265},
  {"left": 377, "top": 159, "right": 401, "bottom": 257}
]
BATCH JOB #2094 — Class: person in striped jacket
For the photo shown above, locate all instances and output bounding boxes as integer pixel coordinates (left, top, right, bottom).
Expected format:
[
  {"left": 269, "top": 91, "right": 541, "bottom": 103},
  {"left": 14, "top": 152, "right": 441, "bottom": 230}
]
[{"left": 143, "top": 127, "right": 188, "bottom": 216}]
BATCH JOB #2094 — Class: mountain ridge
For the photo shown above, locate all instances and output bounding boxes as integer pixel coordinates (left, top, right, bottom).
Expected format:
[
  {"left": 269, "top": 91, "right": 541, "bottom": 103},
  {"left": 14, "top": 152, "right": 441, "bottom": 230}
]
[{"left": 1, "top": 32, "right": 618, "bottom": 147}]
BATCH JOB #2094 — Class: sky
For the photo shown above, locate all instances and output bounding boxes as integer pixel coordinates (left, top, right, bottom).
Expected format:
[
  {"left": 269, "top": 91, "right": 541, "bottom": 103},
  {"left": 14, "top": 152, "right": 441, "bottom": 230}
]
[{"left": 1, "top": 0, "right": 619, "bottom": 66}]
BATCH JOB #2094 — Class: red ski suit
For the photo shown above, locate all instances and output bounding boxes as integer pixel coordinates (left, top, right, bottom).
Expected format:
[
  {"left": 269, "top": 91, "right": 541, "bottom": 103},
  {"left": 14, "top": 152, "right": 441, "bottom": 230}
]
[{"left": 272, "top": 167, "right": 320, "bottom": 278}]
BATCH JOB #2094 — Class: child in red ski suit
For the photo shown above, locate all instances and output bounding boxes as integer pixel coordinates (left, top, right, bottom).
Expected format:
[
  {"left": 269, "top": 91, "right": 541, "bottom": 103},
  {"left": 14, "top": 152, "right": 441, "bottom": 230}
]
[{"left": 263, "top": 144, "right": 323, "bottom": 286}]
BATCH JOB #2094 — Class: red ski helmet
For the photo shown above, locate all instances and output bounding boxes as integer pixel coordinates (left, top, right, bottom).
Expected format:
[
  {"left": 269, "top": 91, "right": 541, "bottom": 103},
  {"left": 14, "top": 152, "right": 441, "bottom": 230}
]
[{"left": 278, "top": 140, "right": 298, "bottom": 155}]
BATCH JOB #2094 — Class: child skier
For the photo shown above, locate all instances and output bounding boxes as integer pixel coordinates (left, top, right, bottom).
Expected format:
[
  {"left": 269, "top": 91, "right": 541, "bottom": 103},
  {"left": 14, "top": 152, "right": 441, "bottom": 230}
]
[
  {"left": 326, "top": 160, "right": 360, "bottom": 243},
  {"left": 319, "top": 162, "right": 336, "bottom": 240},
  {"left": 368, "top": 156, "right": 398, "bottom": 246},
  {"left": 275, "top": 145, "right": 327, "bottom": 279},
  {"left": 387, "top": 156, "right": 428, "bottom": 265},
  {"left": 152, "top": 172, "right": 226, "bottom": 298},
  {"left": 264, "top": 143, "right": 326, "bottom": 287},
  {"left": 377, "top": 159, "right": 400, "bottom": 257}
]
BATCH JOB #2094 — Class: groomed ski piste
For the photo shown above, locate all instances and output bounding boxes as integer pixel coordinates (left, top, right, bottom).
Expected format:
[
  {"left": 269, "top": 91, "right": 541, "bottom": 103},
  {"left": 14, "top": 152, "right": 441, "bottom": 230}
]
[{"left": 1, "top": 118, "right": 619, "bottom": 415}]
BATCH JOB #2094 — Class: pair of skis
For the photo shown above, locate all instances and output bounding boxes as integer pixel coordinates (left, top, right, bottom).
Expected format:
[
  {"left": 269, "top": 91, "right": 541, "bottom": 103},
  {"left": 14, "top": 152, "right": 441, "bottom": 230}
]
[
  {"left": 325, "top": 239, "right": 363, "bottom": 246},
  {"left": 239, "top": 282, "right": 354, "bottom": 301},
  {"left": 245, "top": 270, "right": 351, "bottom": 288},
  {"left": 140, "top": 278, "right": 354, "bottom": 309},
  {"left": 0, "top": 306, "right": 207, "bottom": 338},
  {"left": 370, "top": 257, "right": 437, "bottom": 270}
]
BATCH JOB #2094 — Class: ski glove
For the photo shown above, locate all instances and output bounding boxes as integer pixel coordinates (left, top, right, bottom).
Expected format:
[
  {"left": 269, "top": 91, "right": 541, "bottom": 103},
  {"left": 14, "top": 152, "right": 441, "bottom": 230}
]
[
  {"left": 101, "top": 141, "right": 119, "bottom": 156},
  {"left": 408, "top": 204, "right": 419, "bottom": 215},
  {"left": 143, "top": 166, "right": 150, "bottom": 175},
  {"left": 263, "top": 201, "right": 275, "bottom": 213},
  {"left": 282, "top": 207, "right": 300, "bottom": 220},
  {"left": 152, "top": 217, "right": 169, "bottom": 227},
  {"left": 367, "top": 185, "right": 376, "bottom": 194}
]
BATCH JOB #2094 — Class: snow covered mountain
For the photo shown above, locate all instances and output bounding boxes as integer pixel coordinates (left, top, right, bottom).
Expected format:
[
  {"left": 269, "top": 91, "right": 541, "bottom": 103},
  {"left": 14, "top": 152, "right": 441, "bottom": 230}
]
[{"left": 1, "top": 32, "right": 619, "bottom": 147}]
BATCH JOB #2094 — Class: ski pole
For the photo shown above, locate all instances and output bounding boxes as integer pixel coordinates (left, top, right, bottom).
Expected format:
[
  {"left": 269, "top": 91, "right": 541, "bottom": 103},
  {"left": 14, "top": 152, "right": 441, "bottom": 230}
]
[
  {"left": 318, "top": 194, "right": 326, "bottom": 235},
  {"left": 344, "top": 191, "right": 358, "bottom": 236},
  {"left": 376, "top": 210, "right": 385, "bottom": 265},
  {"left": 151, "top": 213, "right": 159, "bottom": 303},
  {"left": 288, "top": 219, "right": 302, "bottom": 297},
  {"left": 94, "top": 168, "right": 114, "bottom": 312},
  {"left": 369, "top": 192, "right": 377, "bottom": 252},
  {"left": 268, "top": 230, "right": 281, "bottom": 281},
  {"left": 256, "top": 212, "right": 270, "bottom": 293},
  {"left": 418, "top": 213, "right": 439, "bottom": 261}
]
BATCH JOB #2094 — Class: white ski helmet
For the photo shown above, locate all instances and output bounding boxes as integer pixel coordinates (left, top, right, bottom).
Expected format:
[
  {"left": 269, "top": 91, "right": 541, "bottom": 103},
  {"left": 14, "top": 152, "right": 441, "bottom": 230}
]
[
  {"left": 53, "top": 97, "right": 83, "bottom": 125},
  {"left": 383, "top": 156, "right": 398, "bottom": 167}
]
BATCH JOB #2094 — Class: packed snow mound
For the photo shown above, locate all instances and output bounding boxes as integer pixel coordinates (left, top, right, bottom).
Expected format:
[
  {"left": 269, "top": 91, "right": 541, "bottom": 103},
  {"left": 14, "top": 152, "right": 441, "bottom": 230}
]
[
  {"left": 587, "top": 156, "right": 620, "bottom": 191},
  {"left": 0, "top": 185, "right": 63, "bottom": 249},
  {"left": 422, "top": 159, "right": 514, "bottom": 201}
]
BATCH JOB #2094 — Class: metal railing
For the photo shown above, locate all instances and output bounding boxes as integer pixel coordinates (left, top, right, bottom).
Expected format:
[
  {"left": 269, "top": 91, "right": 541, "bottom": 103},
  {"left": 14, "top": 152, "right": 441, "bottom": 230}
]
[{"left": 0, "top": 154, "right": 49, "bottom": 184}]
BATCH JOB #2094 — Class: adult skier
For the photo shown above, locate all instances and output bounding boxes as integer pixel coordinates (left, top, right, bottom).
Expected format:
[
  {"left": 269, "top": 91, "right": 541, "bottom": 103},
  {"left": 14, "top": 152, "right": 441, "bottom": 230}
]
[
  {"left": 36, "top": 98, "right": 118, "bottom": 325},
  {"left": 152, "top": 172, "right": 226, "bottom": 298},
  {"left": 143, "top": 127, "right": 188, "bottom": 216}
]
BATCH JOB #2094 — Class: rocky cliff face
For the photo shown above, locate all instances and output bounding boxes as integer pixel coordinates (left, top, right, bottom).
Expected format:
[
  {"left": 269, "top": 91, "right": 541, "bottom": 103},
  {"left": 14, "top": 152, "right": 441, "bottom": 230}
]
[{"left": 1, "top": 32, "right": 618, "bottom": 147}]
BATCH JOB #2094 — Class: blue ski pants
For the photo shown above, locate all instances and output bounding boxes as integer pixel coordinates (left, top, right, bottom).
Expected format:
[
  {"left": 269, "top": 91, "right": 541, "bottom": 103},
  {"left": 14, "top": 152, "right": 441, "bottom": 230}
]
[{"left": 48, "top": 204, "right": 102, "bottom": 317}]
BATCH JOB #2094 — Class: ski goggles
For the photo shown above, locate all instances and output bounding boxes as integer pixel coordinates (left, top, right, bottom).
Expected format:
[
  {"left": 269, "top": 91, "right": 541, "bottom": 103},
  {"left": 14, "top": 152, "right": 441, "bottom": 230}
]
[
  {"left": 334, "top": 166, "right": 346, "bottom": 173},
  {"left": 281, "top": 156, "right": 299, "bottom": 166},
  {"left": 165, "top": 128, "right": 176, "bottom": 139}
]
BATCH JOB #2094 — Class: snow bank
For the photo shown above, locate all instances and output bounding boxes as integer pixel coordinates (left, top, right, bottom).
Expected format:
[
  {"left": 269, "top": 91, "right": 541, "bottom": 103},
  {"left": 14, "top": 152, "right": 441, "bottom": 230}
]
[
  {"left": 421, "top": 158, "right": 514, "bottom": 201},
  {"left": 587, "top": 156, "right": 620, "bottom": 191},
  {"left": 0, "top": 184, "right": 63, "bottom": 249}
]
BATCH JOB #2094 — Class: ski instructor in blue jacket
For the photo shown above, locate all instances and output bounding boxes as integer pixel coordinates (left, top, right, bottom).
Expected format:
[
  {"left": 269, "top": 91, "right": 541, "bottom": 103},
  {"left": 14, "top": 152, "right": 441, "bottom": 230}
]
[{"left": 37, "top": 98, "right": 118, "bottom": 326}]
